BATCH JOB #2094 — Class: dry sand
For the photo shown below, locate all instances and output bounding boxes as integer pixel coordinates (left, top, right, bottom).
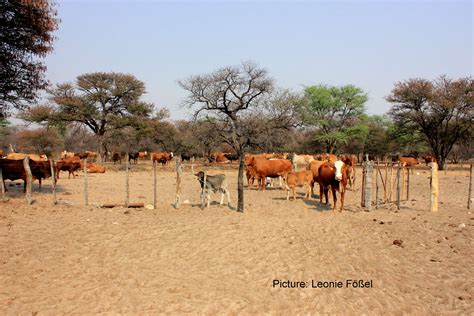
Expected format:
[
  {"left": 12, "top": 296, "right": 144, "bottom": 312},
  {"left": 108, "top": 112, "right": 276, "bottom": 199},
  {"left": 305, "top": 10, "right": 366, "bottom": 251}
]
[{"left": 0, "top": 163, "right": 473, "bottom": 314}]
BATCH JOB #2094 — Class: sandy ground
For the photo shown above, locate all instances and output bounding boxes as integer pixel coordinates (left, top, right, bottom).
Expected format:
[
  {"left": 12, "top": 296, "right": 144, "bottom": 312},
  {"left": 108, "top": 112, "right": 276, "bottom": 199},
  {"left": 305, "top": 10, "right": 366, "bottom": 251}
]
[{"left": 0, "top": 162, "right": 473, "bottom": 314}]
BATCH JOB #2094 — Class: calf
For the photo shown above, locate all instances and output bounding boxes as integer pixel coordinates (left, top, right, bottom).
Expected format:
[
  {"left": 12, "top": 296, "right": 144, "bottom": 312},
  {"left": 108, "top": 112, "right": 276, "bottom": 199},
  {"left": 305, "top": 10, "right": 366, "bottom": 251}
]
[
  {"left": 285, "top": 170, "right": 313, "bottom": 200},
  {"left": 195, "top": 171, "right": 231, "bottom": 208}
]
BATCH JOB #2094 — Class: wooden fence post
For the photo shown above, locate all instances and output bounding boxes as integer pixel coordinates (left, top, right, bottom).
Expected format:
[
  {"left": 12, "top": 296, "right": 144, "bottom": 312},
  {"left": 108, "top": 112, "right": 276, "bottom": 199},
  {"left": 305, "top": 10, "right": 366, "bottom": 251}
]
[
  {"left": 430, "top": 162, "right": 439, "bottom": 212},
  {"left": 375, "top": 162, "right": 379, "bottom": 209},
  {"left": 396, "top": 163, "right": 401, "bottom": 210},
  {"left": 0, "top": 167, "right": 5, "bottom": 200},
  {"left": 467, "top": 164, "right": 473, "bottom": 209},
  {"left": 406, "top": 168, "right": 410, "bottom": 201},
  {"left": 201, "top": 171, "right": 207, "bottom": 209},
  {"left": 50, "top": 159, "right": 57, "bottom": 205},
  {"left": 175, "top": 157, "right": 182, "bottom": 208},
  {"left": 125, "top": 153, "right": 130, "bottom": 208},
  {"left": 384, "top": 163, "right": 388, "bottom": 202},
  {"left": 153, "top": 160, "right": 157, "bottom": 210},
  {"left": 83, "top": 159, "right": 88, "bottom": 205},
  {"left": 361, "top": 162, "right": 366, "bottom": 207},
  {"left": 23, "top": 156, "right": 32, "bottom": 205},
  {"left": 364, "top": 161, "right": 373, "bottom": 210}
]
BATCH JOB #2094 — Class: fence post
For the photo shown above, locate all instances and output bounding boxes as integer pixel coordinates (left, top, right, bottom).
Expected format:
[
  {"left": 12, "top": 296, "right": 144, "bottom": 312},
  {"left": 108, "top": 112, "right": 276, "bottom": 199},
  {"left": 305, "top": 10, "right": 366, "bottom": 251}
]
[
  {"left": 153, "top": 160, "right": 157, "bottom": 210},
  {"left": 430, "top": 162, "right": 439, "bottom": 212},
  {"left": 384, "top": 163, "right": 388, "bottom": 202},
  {"left": 375, "top": 162, "right": 379, "bottom": 209},
  {"left": 191, "top": 156, "right": 195, "bottom": 174},
  {"left": 0, "top": 167, "right": 5, "bottom": 200},
  {"left": 406, "top": 167, "right": 410, "bottom": 201},
  {"left": 201, "top": 171, "right": 207, "bottom": 209},
  {"left": 467, "top": 164, "right": 473, "bottom": 209},
  {"left": 125, "top": 153, "right": 130, "bottom": 208},
  {"left": 361, "top": 162, "right": 366, "bottom": 207},
  {"left": 175, "top": 157, "right": 182, "bottom": 208},
  {"left": 364, "top": 161, "right": 373, "bottom": 210},
  {"left": 83, "top": 159, "right": 88, "bottom": 205},
  {"left": 23, "top": 156, "right": 32, "bottom": 205},
  {"left": 396, "top": 163, "right": 401, "bottom": 210},
  {"left": 50, "top": 159, "right": 57, "bottom": 205}
]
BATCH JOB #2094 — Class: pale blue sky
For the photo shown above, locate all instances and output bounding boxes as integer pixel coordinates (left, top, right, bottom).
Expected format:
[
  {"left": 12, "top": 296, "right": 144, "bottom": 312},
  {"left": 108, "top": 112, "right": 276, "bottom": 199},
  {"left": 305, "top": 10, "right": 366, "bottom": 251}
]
[{"left": 44, "top": 0, "right": 473, "bottom": 120}]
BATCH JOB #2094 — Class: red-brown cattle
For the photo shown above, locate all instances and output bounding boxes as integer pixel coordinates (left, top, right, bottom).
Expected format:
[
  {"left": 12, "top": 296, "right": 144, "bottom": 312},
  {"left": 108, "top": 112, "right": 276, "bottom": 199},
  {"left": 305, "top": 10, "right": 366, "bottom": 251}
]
[
  {"left": 318, "top": 160, "right": 350, "bottom": 212},
  {"left": 6, "top": 153, "right": 47, "bottom": 161},
  {"left": 87, "top": 164, "right": 106, "bottom": 173},
  {"left": 0, "top": 159, "right": 54, "bottom": 192},
  {"left": 285, "top": 170, "right": 313, "bottom": 200},
  {"left": 56, "top": 158, "right": 82, "bottom": 179},
  {"left": 247, "top": 156, "right": 292, "bottom": 191},
  {"left": 151, "top": 152, "right": 174, "bottom": 165},
  {"left": 246, "top": 165, "right": 258, "bottom": 189},
  {"left": 422, "top": 155, "right": 436, "bottom": 165},
  {"left": 307, "top": 160, "right": 325, "bottom": 197},
  {"left": 399, "top": 156, "right": 419, "bottom": 167}
]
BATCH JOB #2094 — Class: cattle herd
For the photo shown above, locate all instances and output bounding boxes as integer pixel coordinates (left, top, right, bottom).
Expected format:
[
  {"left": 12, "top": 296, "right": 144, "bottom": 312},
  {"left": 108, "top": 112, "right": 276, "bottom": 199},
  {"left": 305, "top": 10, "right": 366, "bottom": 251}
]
[{"left": 0, "top": 149, "right": 438, "bottom": 211}]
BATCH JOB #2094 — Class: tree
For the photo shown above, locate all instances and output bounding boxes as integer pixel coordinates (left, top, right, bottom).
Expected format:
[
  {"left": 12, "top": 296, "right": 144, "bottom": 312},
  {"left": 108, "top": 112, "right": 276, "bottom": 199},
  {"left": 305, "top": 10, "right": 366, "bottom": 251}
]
[
  {"left": 387, "top": 76, "right": 473, "bottom": 170},
  {"left": 0, "top": 0, "right": 59, "bottom": 118},
  {"left": 300, "top": 84, "right": 368, "bottom": 153},
  {"left": 14, "top": 127, "right": 62, "bottom": 156},
  {"left": 22, "top": 72, "right": 154, "bottom": 161},
  {"left": 179, "top": 61, "right": 285, "bottom": 212}
]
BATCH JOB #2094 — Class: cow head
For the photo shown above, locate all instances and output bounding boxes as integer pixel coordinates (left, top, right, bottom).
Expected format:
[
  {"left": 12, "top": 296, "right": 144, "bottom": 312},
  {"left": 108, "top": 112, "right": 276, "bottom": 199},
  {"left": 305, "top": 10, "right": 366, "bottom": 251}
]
[{"left": 334, "top": 160, "right": 344, "bottom": 181}]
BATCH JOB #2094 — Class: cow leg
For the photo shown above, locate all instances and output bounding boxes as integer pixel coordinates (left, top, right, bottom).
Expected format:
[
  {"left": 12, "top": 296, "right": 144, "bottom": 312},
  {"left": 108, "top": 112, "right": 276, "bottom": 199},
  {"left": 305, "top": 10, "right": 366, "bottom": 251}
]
[
  {"left": 332, "top": 187, "right": 338, "bottom": 212},
  {"left": 324, "top": 187, "right": 329, "bottom": 205},
  {"left": 340, "top": 190, "right": 345, "bottom": 212},
  {"left": 226, "top": 189, "right": 231, "bottom": 206},
  {"left": 319, "top": 184, "right": 323, "bottom": 204},
  {"left": 292, "top": 187, "right": 296, "bottom": 200},
  {"left": 286, "top": 187, "right": 290, "bottom": 200},
  {"left": 39, "top": 178, "right": 42, "bottom": 191},
  {"left": 207, "top": 192, "right": 210, "bottom": 208},
  {"left": 220, "top": 192, "right": 224, "bottom": 205}
]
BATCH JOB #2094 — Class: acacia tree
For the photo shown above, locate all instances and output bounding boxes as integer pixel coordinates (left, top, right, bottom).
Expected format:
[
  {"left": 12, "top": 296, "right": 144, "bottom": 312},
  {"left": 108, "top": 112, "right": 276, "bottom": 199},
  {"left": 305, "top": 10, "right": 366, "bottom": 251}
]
[
  {"left": 22, "top": 72, "right": 154, "bottom": 161},
  {"left": 179, "top": 61, "right": 288, "bottom": 212},
  {"left": 301, "top": 84, "right": 368, "bottom": 153},
  {"left": 0, "top": 0, "right": 59, "bottom": 118},
  {"left": 387, "top": 76, "right": 473, "bottom": 170}
]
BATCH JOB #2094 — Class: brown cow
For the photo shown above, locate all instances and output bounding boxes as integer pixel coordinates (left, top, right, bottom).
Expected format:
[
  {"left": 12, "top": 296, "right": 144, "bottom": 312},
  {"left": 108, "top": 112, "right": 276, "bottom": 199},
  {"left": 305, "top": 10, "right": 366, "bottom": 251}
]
[
  {"left": 246, "top": 165, "right": 258, "bottom": 188},
  {"left": 87, "top": 164, "right": 106, "bottom": 173},
  {"left": 307, "top": 160, "right": 325, "bottom": 197},
  {"left": 422, "top": 155, "right": 436, "bottom": 165},
  {"left": 247, "top": 156, "right": 292, "bottom": 191},
  {"left": 56, "top": 159, "right": 81, "bottom": 179},
  {"left": 285, "top": 170, "right": 313, "bottom": 200},
  {"left": 112, "top": 152, "right": 122, "bottom": 164},
  {"left": 6, "top": 153, "right": 47, "bottom": 161},
  {"left": 399, "top": 156, "right": 419, "bottom": 174},
  {"left": 0, "top": 159, "right": 54, "bottom": 192},
  {"left": 151, "top": 152, "right": 174, "bottom": 165},
  {"left": 318, "top": 160, "right": 350, "bottom": 212},
  {"left": 138, "top": 151, "right": 148, "bottom": 159}
]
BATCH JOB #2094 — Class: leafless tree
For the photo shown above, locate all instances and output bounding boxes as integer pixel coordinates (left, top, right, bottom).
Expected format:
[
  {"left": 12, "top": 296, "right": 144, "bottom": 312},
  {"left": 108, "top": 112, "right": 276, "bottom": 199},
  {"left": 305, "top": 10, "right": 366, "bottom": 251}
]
[{"left": 179, "top": 61, "right": 276, "bottom": 212}]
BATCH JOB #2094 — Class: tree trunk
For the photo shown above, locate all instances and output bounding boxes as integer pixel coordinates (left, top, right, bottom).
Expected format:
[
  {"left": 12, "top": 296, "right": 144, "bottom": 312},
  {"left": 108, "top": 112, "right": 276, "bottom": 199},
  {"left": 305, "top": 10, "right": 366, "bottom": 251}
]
[
  {"left": 438, "top": 156, "right": 446, "bottom": 171},
  {"left": 96, "top": 134, "right": 103, "bottom": 163},
  {"left": 237, "top": 151, "right": 245, "bottom": 212}
]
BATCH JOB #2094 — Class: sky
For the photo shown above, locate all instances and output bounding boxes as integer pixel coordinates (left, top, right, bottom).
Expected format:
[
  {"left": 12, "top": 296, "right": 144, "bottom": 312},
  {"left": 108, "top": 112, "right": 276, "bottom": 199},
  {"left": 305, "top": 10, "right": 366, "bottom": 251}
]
[{"left": 42, "top": 0, "right": 473, "bottom": 120}]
